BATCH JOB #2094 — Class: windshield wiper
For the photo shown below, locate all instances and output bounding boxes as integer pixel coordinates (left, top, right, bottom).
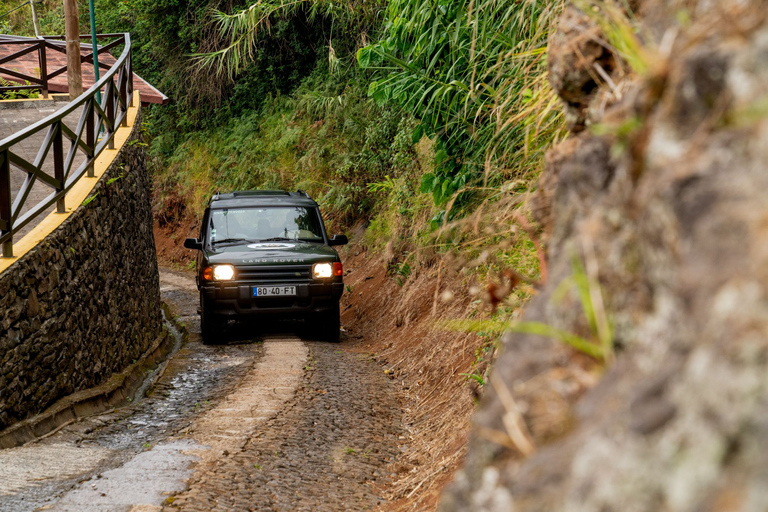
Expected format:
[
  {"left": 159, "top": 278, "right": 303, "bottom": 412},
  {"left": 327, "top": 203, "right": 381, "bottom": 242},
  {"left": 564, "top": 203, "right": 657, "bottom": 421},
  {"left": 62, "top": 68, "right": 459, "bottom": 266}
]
[
  {"left": 212, "top": 238, "right": 252, "bottom": 245},
  {"left": 259, "top": 237, "right": 292, "bottom": 242}
]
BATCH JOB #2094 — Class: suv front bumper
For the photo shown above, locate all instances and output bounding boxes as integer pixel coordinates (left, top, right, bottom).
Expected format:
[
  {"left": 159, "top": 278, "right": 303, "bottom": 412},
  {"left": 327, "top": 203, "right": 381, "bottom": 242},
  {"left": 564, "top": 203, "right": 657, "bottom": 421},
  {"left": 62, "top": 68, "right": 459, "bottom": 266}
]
[{"left": 202, "top": 281, "right": 343, "bottom": 317}]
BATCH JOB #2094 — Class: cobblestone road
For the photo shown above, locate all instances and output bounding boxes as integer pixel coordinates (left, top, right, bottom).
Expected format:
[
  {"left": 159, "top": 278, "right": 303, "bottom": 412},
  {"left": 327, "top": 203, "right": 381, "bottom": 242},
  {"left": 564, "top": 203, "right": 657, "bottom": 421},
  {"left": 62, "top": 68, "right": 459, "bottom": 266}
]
[
  {"left": 169, "top": 343, "right": 402, "bottom": 512},
  {"left": 0, "top": 269, "right": 402, "bottom": 511}
]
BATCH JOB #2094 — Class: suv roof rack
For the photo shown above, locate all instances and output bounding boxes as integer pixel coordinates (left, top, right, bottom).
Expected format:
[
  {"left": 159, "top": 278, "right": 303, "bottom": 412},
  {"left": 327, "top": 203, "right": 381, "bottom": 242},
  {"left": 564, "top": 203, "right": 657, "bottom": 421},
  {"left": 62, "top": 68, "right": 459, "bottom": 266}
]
[
  {"left": 209, "top": 189, "right": 315, "bottom": 204},
  {"left": 232, "top": 190, "right": 290, "bottom": 197}
]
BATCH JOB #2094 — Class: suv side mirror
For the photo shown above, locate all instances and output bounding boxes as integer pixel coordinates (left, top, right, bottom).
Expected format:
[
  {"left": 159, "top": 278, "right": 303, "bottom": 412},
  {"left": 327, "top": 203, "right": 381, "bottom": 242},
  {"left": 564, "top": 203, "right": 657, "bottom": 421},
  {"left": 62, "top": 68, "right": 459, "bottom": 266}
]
[
  {"left": 184, "top": 238, "right": 203, "bottom": 250},
  {"left": 328, "top": 234, "right": 348, "bottom": 246}
]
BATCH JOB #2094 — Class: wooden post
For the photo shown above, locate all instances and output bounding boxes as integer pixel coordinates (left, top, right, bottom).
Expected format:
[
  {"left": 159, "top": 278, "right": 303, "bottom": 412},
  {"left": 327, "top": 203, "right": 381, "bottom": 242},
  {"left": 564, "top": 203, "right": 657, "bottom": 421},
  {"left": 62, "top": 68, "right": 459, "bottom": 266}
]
[
  {"left": 63, "top": 0, "right": 83, "bottom": 101},
  {"left": 86, "top": 99, "right": 95, "bottom": 177},
  {"left": 127, "top": 50, "right": 134, "bottom": 107},
  {"left": 106, "top": 84, "right": 115, "bottom": 149},
  {"left": 53, "top": 123, "right": 65, "bottom": 213},
  {"left": 0, "top": 150, "right": 12, "bottom": 258},
  {"left": 38, "top": 41, "right": 48, "bottom": 98},
  {"left": 119, "top": 68, "right": 127, "bottom": 126}
]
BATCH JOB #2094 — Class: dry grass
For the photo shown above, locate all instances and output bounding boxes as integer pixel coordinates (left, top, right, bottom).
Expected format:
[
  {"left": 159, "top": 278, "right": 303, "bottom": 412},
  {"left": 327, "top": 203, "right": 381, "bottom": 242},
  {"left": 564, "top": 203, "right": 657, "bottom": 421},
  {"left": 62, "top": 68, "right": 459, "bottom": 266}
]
[{"left": 341, "top": 245, "right": 509, "bottom": 511}]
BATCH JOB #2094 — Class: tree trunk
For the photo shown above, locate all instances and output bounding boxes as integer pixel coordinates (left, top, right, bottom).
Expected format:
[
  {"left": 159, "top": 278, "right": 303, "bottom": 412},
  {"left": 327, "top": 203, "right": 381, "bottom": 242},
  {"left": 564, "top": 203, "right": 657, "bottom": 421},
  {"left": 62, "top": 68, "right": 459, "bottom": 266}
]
[{"left": 63, "top": 0, "right": 82, "bottom": 101}]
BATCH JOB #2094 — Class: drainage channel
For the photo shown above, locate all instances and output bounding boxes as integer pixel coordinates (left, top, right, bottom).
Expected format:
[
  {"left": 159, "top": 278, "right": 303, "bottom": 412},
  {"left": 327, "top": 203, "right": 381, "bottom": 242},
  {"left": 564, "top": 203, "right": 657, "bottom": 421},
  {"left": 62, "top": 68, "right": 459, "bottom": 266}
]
[{"left": 128, "top": 308, "right": 186, "bottom": 406}]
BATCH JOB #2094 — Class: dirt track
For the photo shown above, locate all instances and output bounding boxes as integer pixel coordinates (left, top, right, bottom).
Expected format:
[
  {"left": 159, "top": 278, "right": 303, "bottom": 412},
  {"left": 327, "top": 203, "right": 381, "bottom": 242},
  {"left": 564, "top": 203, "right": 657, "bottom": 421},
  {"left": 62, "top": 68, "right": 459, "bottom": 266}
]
[{"left": 0, "top": 269, "right": 402, "bottom": 511}]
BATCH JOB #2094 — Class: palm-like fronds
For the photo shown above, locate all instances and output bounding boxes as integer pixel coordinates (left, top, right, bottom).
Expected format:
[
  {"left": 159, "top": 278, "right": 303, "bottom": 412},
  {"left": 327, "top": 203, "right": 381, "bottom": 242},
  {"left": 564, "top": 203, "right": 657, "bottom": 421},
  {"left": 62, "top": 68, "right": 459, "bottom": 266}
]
[
  {"left": 192, "top": 0, "right": 312, "bottom": 79},
  {"left": 191, "top": 0, "right": 369, "bottom": 80}
]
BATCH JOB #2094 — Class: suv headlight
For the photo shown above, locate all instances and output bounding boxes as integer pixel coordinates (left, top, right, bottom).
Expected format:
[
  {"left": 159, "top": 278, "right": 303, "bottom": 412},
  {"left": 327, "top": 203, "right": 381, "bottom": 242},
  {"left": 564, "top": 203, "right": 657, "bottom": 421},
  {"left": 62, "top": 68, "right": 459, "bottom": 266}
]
[
  {"left": 312, "top": 262, "right": 343, "bottom": 279},
  {"left": 313, "top": 262, "right": 333, "bottom": 279},
  {"left": 212, "top": 264, "right": 235, "bottom": 281}
]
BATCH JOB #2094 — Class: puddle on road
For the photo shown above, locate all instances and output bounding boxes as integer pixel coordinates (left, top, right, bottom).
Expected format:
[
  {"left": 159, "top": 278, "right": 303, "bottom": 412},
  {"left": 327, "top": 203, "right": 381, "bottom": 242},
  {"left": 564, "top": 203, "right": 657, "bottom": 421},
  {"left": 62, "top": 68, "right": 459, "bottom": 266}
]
[{"left": 0, "top": 319, "right": 263, "bottom": 511}]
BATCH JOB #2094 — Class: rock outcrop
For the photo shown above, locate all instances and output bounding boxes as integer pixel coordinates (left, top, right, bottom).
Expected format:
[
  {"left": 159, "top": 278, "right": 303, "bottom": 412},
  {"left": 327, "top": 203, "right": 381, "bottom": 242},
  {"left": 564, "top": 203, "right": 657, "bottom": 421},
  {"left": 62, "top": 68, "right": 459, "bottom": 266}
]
[{"left": 442, "top": 1, "right": 768, "bottom": 510}]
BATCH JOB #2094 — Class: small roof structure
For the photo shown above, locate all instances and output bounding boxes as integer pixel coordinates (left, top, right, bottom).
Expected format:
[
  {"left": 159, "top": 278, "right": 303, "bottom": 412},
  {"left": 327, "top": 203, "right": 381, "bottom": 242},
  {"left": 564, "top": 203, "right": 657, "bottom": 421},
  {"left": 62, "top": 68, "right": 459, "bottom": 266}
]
[{"left": 0, "top": 34, "right": 168, "bottom": 105}]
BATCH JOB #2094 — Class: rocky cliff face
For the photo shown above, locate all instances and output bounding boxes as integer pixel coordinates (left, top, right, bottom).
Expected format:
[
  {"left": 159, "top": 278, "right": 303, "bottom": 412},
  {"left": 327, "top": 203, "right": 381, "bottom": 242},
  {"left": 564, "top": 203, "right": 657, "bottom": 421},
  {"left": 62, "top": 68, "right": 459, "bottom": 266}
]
[{"left": 442, "top": 1, "right": 768, "bottom": 510}]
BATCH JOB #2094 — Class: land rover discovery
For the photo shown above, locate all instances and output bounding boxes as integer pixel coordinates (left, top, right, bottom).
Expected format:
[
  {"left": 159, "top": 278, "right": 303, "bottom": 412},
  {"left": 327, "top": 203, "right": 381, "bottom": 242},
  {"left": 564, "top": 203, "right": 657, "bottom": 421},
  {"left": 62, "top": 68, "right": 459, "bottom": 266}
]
[{"left": 183, "top": 190, "right": 348, "bottom": 344}]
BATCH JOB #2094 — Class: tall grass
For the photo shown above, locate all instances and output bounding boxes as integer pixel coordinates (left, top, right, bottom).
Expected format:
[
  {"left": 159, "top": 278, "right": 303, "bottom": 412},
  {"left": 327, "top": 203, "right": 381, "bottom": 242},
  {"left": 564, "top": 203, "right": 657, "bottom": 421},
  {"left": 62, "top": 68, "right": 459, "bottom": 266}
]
[
  {"left": 358, "top": 0, "right": 567, "bottom": 206},
  {"left": 151, "top": 73, "right": 430, "bottom": 233},
  {"left": 197, "top": 0, "right": 568, "bottom": 208}
]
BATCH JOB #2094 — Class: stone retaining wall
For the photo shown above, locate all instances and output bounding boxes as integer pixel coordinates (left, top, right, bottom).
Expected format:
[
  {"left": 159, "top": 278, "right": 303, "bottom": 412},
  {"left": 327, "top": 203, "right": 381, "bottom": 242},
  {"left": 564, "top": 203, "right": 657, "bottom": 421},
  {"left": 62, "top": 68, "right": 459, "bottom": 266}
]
[{"left": 0, "top": 105, "right": 162, "bottom": 431}]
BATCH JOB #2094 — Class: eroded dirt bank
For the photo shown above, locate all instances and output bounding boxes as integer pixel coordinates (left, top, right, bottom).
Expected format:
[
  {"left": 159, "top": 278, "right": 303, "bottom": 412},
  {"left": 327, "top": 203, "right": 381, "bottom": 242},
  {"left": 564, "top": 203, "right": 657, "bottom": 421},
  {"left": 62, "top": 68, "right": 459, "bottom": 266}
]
[{"left": 339, "top": 247, "right": 487, "bottom": 511}]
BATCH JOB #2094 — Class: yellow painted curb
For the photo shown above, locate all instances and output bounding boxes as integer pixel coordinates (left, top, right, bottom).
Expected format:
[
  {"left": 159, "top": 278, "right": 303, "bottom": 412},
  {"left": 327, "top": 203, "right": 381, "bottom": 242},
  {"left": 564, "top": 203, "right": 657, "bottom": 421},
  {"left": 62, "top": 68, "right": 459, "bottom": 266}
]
[
  {"left": 0, "top": 91, "right": 141, "bottom": 274},
  {"left": 0, "top": 94, "right": 69, "bottom": 104}
]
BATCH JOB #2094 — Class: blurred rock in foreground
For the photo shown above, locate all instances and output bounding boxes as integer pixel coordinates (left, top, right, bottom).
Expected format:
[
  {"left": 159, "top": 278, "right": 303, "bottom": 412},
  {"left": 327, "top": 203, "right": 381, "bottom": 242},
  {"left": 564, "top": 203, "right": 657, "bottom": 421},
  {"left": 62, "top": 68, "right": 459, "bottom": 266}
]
[{"left": 442, "top": 1, "right": 768, "bottom": 511}]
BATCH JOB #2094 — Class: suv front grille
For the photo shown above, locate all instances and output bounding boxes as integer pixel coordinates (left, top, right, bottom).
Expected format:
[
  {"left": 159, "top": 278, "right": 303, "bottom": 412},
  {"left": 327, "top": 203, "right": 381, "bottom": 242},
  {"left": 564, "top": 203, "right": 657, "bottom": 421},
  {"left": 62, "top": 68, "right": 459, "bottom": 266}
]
[{"left": 236, "top": 265, "right": 312, "bottom": 283}]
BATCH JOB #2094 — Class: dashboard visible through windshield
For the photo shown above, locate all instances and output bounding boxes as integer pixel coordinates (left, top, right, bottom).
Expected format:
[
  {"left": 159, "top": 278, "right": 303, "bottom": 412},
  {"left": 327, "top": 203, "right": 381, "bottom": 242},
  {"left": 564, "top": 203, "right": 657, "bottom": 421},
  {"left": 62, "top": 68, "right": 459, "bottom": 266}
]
[{"left": 208, "top": 206, "right": 324, "bottom": 244}]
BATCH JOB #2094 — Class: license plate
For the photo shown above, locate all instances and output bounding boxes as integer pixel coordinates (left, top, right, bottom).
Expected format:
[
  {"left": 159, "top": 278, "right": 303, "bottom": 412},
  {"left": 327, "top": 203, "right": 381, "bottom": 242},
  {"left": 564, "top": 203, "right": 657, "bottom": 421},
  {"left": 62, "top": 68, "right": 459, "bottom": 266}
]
[{"left": 253, "top": 286, "right": 297, "bottom": 297}]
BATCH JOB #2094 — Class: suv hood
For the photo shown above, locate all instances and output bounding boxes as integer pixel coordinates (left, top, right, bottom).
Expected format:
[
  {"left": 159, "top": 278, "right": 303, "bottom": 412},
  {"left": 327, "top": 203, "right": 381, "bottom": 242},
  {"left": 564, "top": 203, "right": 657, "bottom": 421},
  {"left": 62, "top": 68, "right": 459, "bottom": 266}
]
[{"left": 205, "top": 241, "right": 339, "bottom": 265}]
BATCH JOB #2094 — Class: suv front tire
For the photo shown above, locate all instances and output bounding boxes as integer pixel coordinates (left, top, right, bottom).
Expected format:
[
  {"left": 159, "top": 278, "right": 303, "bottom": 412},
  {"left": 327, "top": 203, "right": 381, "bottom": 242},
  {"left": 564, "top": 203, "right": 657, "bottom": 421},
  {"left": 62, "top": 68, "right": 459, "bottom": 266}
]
[
  {"left": 319, "top": 301, "right": 341, "bottom": 343},
  {"left": 200, "top": 294, "right": 223, "bottom": 345}
]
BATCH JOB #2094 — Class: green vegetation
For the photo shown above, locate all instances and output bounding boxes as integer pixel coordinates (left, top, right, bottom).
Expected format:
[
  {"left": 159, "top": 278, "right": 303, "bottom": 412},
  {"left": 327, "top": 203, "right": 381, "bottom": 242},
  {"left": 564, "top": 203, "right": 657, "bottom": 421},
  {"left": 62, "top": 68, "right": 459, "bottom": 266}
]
[
  {"left": 135, "top": 0, "right": 566, "bottom": 380},
  {"left": 2, "top": 0, "right": 601, "bottom": 377},
  {"left": 357, "top": 0, "right": 564, "bottom": 207},
  {"left": 2, "top": 0, "right": 565, "bottom": 249},
  {"left": 446, "top": 252, "right": 615, "bottom": 364},
  {"left": 102, "top": 0, "right": 563, "bottom": 241},
  {"left": 0, "top": 78, "right": 39, "bottom": 99},
  {"left": 459, "top": 330, "right": 498, "bottom": 386}
]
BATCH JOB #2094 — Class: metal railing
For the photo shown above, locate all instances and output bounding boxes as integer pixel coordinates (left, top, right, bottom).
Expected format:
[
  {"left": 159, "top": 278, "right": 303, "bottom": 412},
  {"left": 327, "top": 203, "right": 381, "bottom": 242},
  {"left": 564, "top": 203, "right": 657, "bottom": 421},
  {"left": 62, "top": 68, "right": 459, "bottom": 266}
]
[{"left": 0, "top": 33, "right": 133, "bottom": 258}]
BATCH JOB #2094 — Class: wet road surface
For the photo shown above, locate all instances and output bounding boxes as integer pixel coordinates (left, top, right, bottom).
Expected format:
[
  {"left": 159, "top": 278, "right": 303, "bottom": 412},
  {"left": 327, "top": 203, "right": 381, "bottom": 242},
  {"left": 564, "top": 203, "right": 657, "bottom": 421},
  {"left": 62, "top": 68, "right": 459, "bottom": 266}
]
[{"left": 0, "top": 269, "right": 401, "bottom": 511}]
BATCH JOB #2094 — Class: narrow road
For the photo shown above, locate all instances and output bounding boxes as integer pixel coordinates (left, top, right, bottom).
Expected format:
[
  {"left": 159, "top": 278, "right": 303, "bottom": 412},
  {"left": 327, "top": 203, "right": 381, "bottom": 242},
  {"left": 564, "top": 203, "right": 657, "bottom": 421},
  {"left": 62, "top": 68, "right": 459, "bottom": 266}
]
[{"left": 0, "top": 269, "right": 401, "bottom": 511}]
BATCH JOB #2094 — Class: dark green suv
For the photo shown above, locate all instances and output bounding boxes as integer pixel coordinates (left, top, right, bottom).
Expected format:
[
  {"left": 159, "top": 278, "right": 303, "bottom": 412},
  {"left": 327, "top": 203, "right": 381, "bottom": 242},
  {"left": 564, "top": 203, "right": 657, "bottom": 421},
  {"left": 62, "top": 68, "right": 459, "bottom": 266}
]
[{"left": 184, "top": 190, "right": 348, "bottom": 344}]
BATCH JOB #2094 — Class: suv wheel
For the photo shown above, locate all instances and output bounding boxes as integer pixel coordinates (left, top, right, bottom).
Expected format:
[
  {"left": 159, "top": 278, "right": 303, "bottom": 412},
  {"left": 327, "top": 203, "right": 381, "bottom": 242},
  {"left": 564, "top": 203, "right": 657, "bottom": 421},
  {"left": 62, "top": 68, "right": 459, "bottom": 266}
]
[
  {"left": 320, "top": 301, "right": 341, "bottom": 343},
  {"left": 200, "top": 294, "right": 223, "bottom": 345}
]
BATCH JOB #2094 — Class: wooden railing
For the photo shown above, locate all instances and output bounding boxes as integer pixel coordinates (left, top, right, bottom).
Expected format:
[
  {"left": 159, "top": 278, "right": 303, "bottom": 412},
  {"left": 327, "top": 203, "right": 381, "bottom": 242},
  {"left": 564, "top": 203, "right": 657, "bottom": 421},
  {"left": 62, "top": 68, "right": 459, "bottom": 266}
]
[
  {"left": 0, "top": 33, "right": 128, "bottom": 96},
  {"left": 0, "top": 33, "right": 134, "bottom": 257}
]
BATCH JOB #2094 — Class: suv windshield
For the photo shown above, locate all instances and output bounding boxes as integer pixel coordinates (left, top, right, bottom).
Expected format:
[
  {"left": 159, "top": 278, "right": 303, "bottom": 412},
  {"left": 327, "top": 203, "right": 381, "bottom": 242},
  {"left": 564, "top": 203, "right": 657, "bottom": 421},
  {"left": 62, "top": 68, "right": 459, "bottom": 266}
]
[{"left": 208, "top": 206, "right": 324, "bottom": 244}]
